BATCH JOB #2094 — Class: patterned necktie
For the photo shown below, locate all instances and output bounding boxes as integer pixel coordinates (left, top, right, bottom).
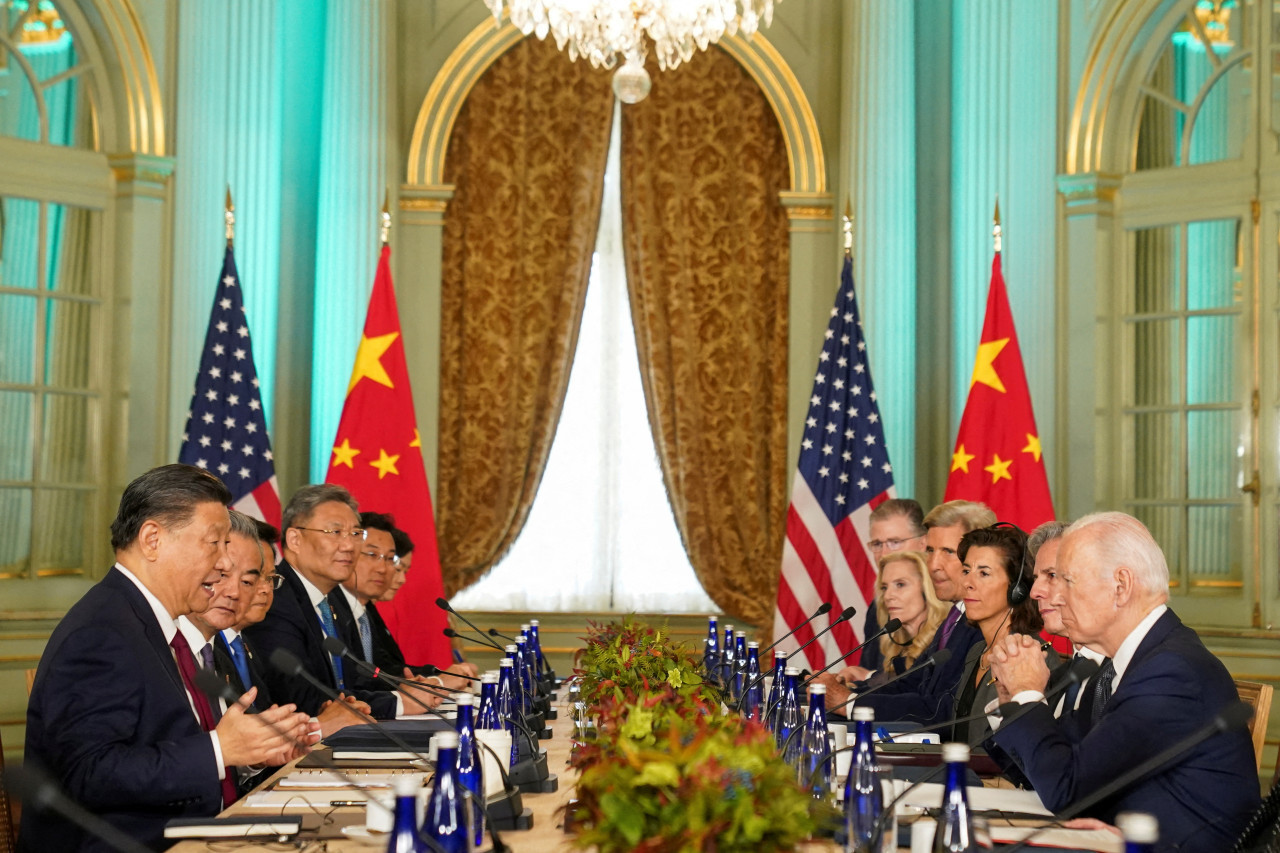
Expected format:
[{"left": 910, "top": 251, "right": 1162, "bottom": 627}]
[
  {"left": 358, "top": 611, "right": 374, "bottom": 663},
  {"left": 1089, "top": 658, "right": 1117, "bottom": 725},
  {"left": 197, "top": 643, "right": 222, "bottom": 723},
  {"left": 316, "top": 598, "right": 345, "bottom": 690},
  {"left": 228, "top": 635, "right": 253, "bottom": 692},
  {"left": 170, "top": 632, "right": 238, "bottom": 807},
  {"left": 939, "top": 606, "right": 963, "bottom": 648}
]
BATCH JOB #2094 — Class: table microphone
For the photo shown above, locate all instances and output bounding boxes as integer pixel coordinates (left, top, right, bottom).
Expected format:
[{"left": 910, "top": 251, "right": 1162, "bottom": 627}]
[
  {"left": 323, "top": 637, "right": 453, "bottom": 703},
  {"left": 4, "top": 763, "right": 153, "bottom": 853},
  {"left": 761, "top": 602, "right": 833, "bottom": 655},
  {"left": 850, "top": 648, "right": 953, "bottom": 705},
  {"left": 800, "top": 619, "right": 902, "bottom": 690},
  {"left": 760, "top": 607, "right": 859, "bottom": 718},
  {"left": 488, "top": 627, "right": 519, "bottom": 644},
  {"left": 999, "top": 700, "right": 1254, "bottom": 853},
  {"left": 437, "top": 598, "right": 510, "bottom": 649},
  {"left": 444, "top": 626, "right": 505, "bottom": 652}
]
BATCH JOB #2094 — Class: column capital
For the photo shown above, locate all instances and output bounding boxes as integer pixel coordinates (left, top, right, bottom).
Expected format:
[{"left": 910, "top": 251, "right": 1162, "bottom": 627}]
[
  {"left": 400, "top": 184, "right": 456, "bottom": 227},
  {"left": 778, "top": 190, "right": 834, "bottom": 233},
  {"left": 1057, "top": 171, "right": 1122, "bottom": 218},
  {"left": 108, "top": 153, "right": 175, "bottom": 200}
]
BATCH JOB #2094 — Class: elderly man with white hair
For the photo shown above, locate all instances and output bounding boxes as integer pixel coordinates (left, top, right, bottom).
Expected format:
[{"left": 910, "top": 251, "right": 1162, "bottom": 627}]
[{"left": 987, "top": 511, "right": 1258, "bottom": 853}]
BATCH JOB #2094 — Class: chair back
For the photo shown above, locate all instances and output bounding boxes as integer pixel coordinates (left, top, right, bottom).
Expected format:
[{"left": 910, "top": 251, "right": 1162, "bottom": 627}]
[
  {"left": 24, "top": 668, "right": 35, "bottom": 697},
  {"left": 1234, "top": 679, "right": 1273, "bottom": 772}
]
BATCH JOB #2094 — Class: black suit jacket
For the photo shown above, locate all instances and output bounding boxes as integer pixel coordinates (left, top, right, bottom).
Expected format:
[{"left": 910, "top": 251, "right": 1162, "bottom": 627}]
[
  {"left": 993, "top": 609, "right": 1259, "bottom": 853},
  {"left": 19, "top": 568, "right": 222, "bottom": 852},
  {"left": 857, "top": 607, "right": 982, "bottom": 726},
  {"left": 243, "top": 562, "right": 397, "bottom": 720},
  {"left": 326, "top": 587, "right": 393, "bottom": 694}
]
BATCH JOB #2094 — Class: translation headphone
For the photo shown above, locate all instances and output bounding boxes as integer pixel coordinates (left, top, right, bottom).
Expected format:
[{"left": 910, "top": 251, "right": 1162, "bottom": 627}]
[{"left": 989, "top": 521, "right": 1031, "bottom": 607}]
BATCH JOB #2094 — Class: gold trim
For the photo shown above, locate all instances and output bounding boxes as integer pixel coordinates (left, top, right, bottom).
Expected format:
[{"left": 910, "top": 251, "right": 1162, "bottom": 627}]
[
  {"left": 408, "top": 22, "right": 827, "bottom": 197},
  {"left": 35, "top": 568, "right": 85, "bottom": 578},
  {"left": 784, "top": 206, "right": 834, "bottom": 221},
  {"left": 400, "top": 198, "right": 449, "bottom": 213},
  {"left": 0, "top": 654, "right": 42, "bottom": 663},
  {"left": 1190, "top": 579, "right": 1244, "bottom": 588}
]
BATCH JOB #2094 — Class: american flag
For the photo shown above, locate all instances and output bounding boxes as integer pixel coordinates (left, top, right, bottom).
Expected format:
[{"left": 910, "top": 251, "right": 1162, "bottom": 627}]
[
  {"left": 177, "top": 247, "right": 281, "bottom": 526},
  {"left": 773, "top": 254, "right": 894, "bottom": 671}
]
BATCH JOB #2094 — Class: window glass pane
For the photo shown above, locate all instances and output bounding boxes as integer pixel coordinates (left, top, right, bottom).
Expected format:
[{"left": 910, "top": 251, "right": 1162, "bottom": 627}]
[
  {"left": 1187, "top": 505, "right": 1243, "bottom": 582},
  {"left": 1132, "top": 504, "right": 1183, "bottom": 585},
  {"left": 1133, "top": 411, "right": 1180, "bottom": 499},
  {"left": 40, "top": 392, "right": 89, "bottom": 483},
  {"left": 0, "top": 292, "right": 37, "bottom": 383},
  {"left": 1186, "top": 410, "right": 1240, "bottom": 499},
  {"left": 0, "top": 487, "right": 31, "bottom": 575},
  {"left": 1185, "top": 55, "right": 1248, "bottom": 165},
  {"left": 0, "top": 391, "right": 34, "bottom": 480},
  {"left": 0, "top": 196, "right": 42, "bottom": 289},
  {"left": 1136, "top": 42, "right": 1179, "bottom": 171},
  {"left": 43, "top": 298, "right": 92, "bottom": 388},
  {"left": 48, "top": 204, "right": 97, "bottom": 297},
  {"left": 0, "top": 44, "right": 42, "bottom": 144},
  {"left": 1185, "top": 315, "right": 1237, "bottom": 403},
  {"left": 33, "top": 487, "right": 88, "bottom": 572},
  {"left": 1186, "top": 219, "right": 1239, "bottom": 310},
  {"left": 1133, "top": 225, "right": 1180, "bottom": 313},
  {"left": 1133, "top": 319, "right": 1179, "bottom": 406}
]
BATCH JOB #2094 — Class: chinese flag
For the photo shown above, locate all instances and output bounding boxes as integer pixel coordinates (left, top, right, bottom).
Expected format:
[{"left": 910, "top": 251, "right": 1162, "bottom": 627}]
[
  {"left": 326, "top": 244, "right": 451, "bottom": 668},
  {"left": 944, "top": 252, "right": 1054, "bottom": 531}
]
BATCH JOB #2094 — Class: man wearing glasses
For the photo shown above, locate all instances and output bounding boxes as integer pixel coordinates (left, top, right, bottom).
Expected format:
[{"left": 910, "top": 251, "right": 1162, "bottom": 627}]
[{"left": 245, "top": 485, "right": 442, "bottom": 719}]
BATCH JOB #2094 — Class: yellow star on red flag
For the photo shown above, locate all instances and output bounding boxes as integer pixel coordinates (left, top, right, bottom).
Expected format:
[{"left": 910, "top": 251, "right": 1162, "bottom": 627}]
[
  {"left": 984, "top": 454, "right": 1013, "bottom": 484},
  {"left": 970, "top": 337, "right": 1009, "bottom": 393},
  {"left": 369, "top": 448, "right": 401, "bottom": 479},
  {"left": 951, "top": 444, "right": 975, "bottom": 474},
  {"left": 347, "top": 331, "right": 399, "bottom": 393},
  {"left": 331, "top": 438, "right": 360, "bottom": 469},
  {"left": 1022, "top": 433, "right": 1042, "bottom": 463}
]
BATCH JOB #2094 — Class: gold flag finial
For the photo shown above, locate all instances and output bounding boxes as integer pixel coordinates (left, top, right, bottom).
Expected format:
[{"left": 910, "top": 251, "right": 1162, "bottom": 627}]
[
  {"left": 992, "top": 196, "right": 1002, "bottom": 255},
  {"left": 842, "top": 200, "right": 853, "bottom": 256},
  {"left": 224, "top": 186, "right": 235, "bottom": 247},
  {"left": 379, "top": 191, "right": 391, "bottom": 245}
]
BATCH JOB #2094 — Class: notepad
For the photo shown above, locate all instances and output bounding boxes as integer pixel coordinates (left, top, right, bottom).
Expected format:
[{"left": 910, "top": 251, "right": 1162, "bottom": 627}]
[{"left": 164, "top": 815, "right": 302, "bottom": 838}]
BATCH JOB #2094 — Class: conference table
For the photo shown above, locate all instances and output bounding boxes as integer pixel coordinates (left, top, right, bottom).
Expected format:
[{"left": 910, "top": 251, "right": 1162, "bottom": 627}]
[{"left": 167, "top": 695, "right": 1116, "bottom": 853}]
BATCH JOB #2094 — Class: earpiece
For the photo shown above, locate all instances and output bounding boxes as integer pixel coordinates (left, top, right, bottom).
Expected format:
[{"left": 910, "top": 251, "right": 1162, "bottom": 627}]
[{"left": 990, "top": 521, "right": 1031, "bottom": 607}]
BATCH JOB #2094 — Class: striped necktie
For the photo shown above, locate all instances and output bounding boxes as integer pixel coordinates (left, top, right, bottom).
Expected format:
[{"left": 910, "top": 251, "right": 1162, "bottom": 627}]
[
  {"left": 938, "top": 606, "right": 963, "bottom": 648},
  {"left": 358, "top": 611, "right": 375, "bottom": 663},
  {"left": 316, "top": 598, "right": 345, "bottom": 690}
]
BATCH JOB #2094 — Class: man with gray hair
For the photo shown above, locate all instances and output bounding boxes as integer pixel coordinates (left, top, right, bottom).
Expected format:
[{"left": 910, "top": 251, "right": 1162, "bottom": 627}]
[{"left": 990, "top": 511, "right": 1258, "bottom": 852}]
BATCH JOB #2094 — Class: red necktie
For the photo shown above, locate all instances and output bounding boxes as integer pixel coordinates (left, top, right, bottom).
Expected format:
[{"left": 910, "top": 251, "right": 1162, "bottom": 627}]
[{"left": 170, "top": 631, "right": 239, "bottom": 808}]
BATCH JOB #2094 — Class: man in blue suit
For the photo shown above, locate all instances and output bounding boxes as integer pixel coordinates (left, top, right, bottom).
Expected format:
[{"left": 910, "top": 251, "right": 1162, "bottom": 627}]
[
  {"left": 20, "top": 464, "right": 313, "bottom": 852},
  {"left": 990, "top": 511, "right": 1259, "bottom": 853}
]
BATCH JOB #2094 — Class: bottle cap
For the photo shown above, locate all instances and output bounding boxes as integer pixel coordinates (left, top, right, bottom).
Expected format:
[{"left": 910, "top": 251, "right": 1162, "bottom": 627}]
[
  {"left": 774, "top": 650, "right": 788, "bottom": 660},
  {"left": 941, "top": 743, "right": 970, "bottom": 763},
  {"left": 1117, "top": 812, "right": 1159, "bottom": 843},
  {"left": 725, "top": 624, "right": 734, "bottom": 631},
  {"left": 520, "top": 623, "right": 531, "bottom": 631},
  {"left": 394, "top": 773, "right": 423, "bottom": 797},
  {"left": 784, "top": 666, "right": 800, "bottom": 676},
  {"left": 505, "top": 644, "right": 519, "bottom": 653},
  {"left": 454, "top": 693, "right": 475, "bottom": 706},
  {"left": 747, "top": 640, "right": 759, "bottom": 648},
  {"left": 809, "top": 683, "right": 827, "bottom": 695},
  {"left": 735, "top": 630, "right": 746, "bottom": 638},
  {"left": 516, "top": 637, "right": 527, "bottom": 644},
  {"left": 499, "top": 658, "right": 514, "bottom": 667},
  {"left": 530, "top": 619, "right": 539, "bottom": 626},
  {"left": 481, "top": 672, "right": 499, "bottom": 683},
  {"left": 434, "top": 731, "right": 459, "bottom": 750},
  {"left": 852, "top": 707, "right": 875, "bottom": 722},
  {"left": 709, "top": 615, "right": 718, "bottom": 623}
]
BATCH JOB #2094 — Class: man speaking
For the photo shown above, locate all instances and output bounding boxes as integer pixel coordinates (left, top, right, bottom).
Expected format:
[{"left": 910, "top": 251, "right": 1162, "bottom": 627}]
[{"left": 20, "top": 464, "right": 313, "bottom": 851}]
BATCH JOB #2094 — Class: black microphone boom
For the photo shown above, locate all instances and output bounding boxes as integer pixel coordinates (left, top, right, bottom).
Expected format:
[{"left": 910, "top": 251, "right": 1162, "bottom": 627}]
[
  {"left": 787, "top": 606, "right": 857, "bottom": 662},
  {"left": 488, "top": 627, "right": 518, "bottom": 644},
  {"left": 444, "top": 626, "right": 506, "bottom": 652},
  {"left": 437, "top": 598, "right": 513, "bottom": 650},
  {"left": 797, "top": 619, "right": 902, "bottom": 692},
  {"left": 761, "top": 602, "right": 833, "bottom": 655}
]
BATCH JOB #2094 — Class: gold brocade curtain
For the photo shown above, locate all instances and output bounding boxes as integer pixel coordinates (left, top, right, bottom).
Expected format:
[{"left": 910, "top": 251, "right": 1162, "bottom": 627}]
[
  {"left": 437, "top": 38, "right": 614, "bottom": 596},
  {"left": 619, "top": 48, "right": 791, "bottom": 629}
]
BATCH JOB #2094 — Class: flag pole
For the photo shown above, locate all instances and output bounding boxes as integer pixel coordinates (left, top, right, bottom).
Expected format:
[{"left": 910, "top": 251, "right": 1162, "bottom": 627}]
[
  {"left": 842, "top": 199, "right": 853, "bottom": 257},
  {"left": 224, "top": 186, "right": 235, "bottom": 248},
  {"left": 379, "top": 190, "right": 391, "bottom": 245},
  {"left": 992, "top": 196, "right": 1001, "bottom": 255}
]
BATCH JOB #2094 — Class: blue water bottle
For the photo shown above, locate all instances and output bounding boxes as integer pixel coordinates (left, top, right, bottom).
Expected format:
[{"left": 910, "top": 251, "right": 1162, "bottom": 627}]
[
  {"left": 1118, "top": 812, "right": 1158, "bottom": 853},
  {"left": 932, "top": 743, "right": 975, "bottom": 852},
  {"left": 732, "top": 630, "right": 748, "bottom": 701},
  {"left": 845, "top": 706, "right": 884, "bottom": 850},
  {"left": 800, "top": 683, "right": 832, "bottom": 798},
  {"left": 476, "top": 672, "right": 500, "bottom": 730},
  {"left": 422, "top": 731, "right": 470, "bottom": 853},
  {"left": 503, "top": 645, "right": 527, "bottom": 716},
  {"left": 775, "top": 666, "right": 802, "bottom": 761},
  {"left": 528, "top": 619, "right": 546, "bottom": 679},
  {"left": 720, "top": 624, "right": 737, "bottom": 696},
  {"left": 705, "top": 616, "right": 720, "bottom": 681},
  {"left": 496, "top": 658, "right": 519, "bottom": 766},
  {"left": 386, "top": 773, "right": 425, "bottom": 853},
  {"left": 764, "top": 650, "right": 787, "bottom": 732},
  {"left": 742, "top": 641, "right": 764, "bottom": 722},
  {"left": 454, "top": 693, "right": 485, "bottom": 849}
]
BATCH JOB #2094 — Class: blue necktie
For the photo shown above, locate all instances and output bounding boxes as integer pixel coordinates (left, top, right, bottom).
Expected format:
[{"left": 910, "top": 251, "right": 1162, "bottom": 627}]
[
  {"left": 317, "top": 598, "right": 345, "bottom": 690},
  {"left": 358, "top": 612, "right": 374, "bottom": 663},
  {"left": 228, "top": 635, "right": 253, "bottom": 692}
]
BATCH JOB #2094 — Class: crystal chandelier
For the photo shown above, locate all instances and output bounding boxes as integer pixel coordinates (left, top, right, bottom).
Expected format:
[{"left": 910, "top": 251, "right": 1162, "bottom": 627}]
[{"left": 482, "top": 0, "right": 780, "bottom": 103}]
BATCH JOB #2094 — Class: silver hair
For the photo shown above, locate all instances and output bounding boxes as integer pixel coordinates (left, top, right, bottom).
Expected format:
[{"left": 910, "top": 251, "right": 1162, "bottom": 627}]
[
  {"left": 227, "top": 508, "right": 260, "bottom": 540},
  {"left": 1062, "top": 511, "right": 1169, "bottom": 600},
  {"left": 1027, "top": 520, "right": 1069, "bottom": 562},
  {"left": 282, "top": 484, "right": 358, "bottom": 532}
]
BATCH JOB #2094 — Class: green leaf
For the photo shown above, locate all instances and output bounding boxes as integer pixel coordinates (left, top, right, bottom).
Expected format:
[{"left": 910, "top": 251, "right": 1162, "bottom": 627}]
[
  {"left": 666, "top": 666, "right": 683, "bottom": 689},
  {"left": 631, "top": 760, "right": 680, "bottom": 789}
]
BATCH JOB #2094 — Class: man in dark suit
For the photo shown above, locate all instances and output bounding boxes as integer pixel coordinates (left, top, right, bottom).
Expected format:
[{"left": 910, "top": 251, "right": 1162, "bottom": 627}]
[
  {"left": 990, "top": 511, "right": 1259, "bottom": 853},
  {"left": 20, "top": 464, "right": 312, "bottom": 852},
  {"left": 244, "top": 484, "right": 439, "bottom": 721},
  {"left": 816, "top": 500, "right": 994, "bottom": 725}
]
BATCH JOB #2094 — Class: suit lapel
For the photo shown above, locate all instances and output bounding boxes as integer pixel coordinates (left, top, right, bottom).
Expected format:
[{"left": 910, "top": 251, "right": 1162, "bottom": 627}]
[{"left": 104, "top": 568, "right": 188, "bottom": 696}]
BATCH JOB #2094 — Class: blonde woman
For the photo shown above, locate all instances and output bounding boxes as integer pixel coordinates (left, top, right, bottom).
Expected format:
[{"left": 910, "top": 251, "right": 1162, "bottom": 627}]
[{"left": 844, "top": 551, "right": 951, "bottom": 684}]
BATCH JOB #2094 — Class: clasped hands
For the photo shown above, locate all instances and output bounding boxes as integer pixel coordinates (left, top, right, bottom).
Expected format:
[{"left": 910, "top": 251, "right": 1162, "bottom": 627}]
[{"left": 987, "top": 634, "right": 1051, "bottom": 704}]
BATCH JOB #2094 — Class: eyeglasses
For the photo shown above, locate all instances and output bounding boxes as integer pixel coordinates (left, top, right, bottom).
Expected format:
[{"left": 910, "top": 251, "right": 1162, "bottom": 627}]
[
  {"left": 360, "top": 550, "right": 401, "bottom": 566},
  {"left": 295, "top": 526, "right": 367, "bottom": 542},
  {"left": 869, "top": 538, "right": 914, "bottom": 551},
  {"left": 260, "top": 573, "right": 285, "bottom": 590}
]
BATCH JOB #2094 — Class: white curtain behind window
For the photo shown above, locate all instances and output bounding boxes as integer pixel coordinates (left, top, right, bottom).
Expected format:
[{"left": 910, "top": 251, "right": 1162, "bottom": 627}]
[{"left": 450, "top": 105, "right": 715, "bottom": 614}]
